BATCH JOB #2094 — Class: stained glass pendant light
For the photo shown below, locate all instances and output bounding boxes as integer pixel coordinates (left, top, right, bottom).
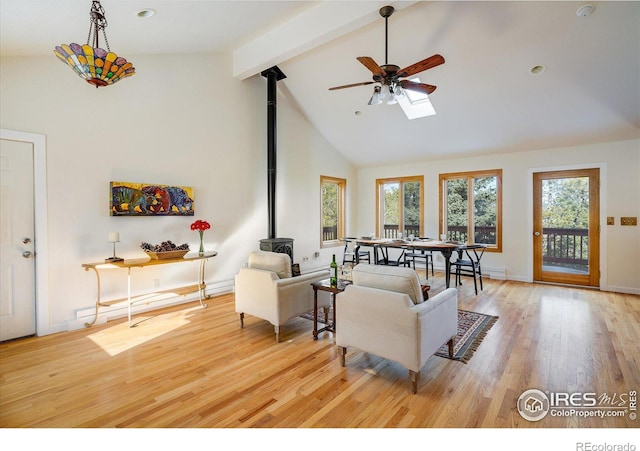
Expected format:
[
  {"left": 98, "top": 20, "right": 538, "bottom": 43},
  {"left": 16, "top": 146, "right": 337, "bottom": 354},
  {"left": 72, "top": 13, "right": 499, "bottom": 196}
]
[{"left": 53, "top": 1, "right": 135, "bottom": 88}]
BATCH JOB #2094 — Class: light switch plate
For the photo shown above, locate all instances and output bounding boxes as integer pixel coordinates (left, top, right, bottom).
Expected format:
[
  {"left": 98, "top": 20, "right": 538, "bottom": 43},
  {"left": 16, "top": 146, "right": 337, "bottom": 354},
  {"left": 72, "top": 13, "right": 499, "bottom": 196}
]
[
  {"left": 607, "top": 217, "right": 615, "bottom": 225},
  {"left": 621, "top": 217, "right": 638, "bottom": 226}
]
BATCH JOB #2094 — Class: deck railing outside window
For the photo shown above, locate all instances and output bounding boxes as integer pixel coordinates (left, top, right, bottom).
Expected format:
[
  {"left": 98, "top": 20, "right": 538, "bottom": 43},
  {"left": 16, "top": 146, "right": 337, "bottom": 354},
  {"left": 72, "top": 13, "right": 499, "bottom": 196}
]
[
  {"left": 541, "top": 227, "right": 589, "bottom": 269},
  {"left": 383, "top": 224, "right": 421, "bottom": 238},
  {"left": 442, "top": 226, "right": 495, "bottom": 244},
  {"left": 381, "top": 223, "right": 587, "bottom": 269},
  {"left": 442, "top": 226, "right": 589, "bottom": 269},
  {"left": 323, "top": 225, "right": 338, "bottom": 242}
]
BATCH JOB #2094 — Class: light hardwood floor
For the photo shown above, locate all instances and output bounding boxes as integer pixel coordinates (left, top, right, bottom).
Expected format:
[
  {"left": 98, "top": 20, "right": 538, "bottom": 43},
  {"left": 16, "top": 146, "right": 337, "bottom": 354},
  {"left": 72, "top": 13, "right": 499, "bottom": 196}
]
[{"left": 1, "top": 273, "right": 639, "bottom": 428}]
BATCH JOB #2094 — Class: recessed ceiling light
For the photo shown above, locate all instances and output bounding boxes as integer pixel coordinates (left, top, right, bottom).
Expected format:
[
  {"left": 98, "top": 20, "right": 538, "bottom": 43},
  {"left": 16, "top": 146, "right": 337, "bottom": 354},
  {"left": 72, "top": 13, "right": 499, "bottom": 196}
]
[
  {"left": 576, "top": 4, "right": 595, "bottom": 17},
  {"left": 530, "top": 65, "right": 546, "bottom": 75},
  {"left": 137, "top": 8, "right": 156, "bottom": 18}
]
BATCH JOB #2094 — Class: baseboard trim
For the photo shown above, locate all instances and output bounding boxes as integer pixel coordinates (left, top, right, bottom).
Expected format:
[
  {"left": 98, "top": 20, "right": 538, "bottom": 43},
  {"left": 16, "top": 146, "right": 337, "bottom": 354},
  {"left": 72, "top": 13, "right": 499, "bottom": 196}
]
[
  {"left": 69, "top": 279, "right": 235, "bottom": 331},
  {"left": 421, "top": 263, "right": 506, "bottom": 281},
  {"left": 599, "top": 285, "right": 640, "bottom": 295}
]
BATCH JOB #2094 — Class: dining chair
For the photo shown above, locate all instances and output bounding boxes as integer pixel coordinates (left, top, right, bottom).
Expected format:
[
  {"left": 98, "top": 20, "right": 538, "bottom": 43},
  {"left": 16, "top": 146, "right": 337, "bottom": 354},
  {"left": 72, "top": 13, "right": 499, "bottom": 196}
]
[
  {"left": 374, "top": 244, "right": 410, "bottom": 267},
  {"left": 404, "top": 238, "right": 434, "bottom": 278},
  {"left": 342, "top": 237, "right": 370, "bottom": 265},
  {"left": 450, "top": 244, "right": 486, "bottom": 295}
]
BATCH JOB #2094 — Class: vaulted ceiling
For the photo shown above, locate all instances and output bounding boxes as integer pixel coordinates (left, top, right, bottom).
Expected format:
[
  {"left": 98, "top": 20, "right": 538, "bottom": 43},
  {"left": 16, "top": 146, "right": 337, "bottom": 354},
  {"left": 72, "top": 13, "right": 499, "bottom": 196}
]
[{"left": 2, "top": 1, "right": 639, "bottom": 167}]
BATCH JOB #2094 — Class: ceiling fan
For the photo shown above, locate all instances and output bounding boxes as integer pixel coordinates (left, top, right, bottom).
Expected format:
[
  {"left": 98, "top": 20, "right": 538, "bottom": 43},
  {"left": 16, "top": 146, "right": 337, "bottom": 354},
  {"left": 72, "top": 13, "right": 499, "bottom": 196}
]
[{"left": 328, "top": 5, "right": 445, "bottom": 109}]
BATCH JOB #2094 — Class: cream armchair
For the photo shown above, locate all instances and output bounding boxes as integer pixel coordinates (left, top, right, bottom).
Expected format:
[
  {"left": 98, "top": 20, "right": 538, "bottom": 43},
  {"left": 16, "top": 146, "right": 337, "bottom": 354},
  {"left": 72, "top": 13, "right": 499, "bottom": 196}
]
[
  {"left": 235, "top": 251, "right": 330, "bottom": 342},
  {"left": 336, "top": 264, "right": 458, "bottom": 393}
]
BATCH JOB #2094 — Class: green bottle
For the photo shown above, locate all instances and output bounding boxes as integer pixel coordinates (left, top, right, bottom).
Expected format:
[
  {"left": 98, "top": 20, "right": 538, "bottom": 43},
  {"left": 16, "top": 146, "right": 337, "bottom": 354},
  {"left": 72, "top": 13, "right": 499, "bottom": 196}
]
[{"left": 330, "top": 254, "right": 338, "bottom": 286}]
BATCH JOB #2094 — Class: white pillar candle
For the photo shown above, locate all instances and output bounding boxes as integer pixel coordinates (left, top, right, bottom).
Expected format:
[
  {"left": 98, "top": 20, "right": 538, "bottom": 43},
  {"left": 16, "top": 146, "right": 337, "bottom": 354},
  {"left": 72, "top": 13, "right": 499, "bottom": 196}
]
[{"left": 109, "top": 232, "right": 120, "bottom": 242}]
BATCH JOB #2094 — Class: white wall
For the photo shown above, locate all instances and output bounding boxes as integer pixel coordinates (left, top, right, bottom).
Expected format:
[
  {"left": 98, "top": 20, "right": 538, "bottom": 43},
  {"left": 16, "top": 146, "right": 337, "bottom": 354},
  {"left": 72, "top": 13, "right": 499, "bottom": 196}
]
[
  {"left": 276, "top": 92, "right": 358, "bottom": 269},
  {"left": 1, "top": 52, "right": 636, "bottom": 335},
  {"left": 356, "top": 139, "right": 640, "bottom": 293},
  {"left": 0, "top": 53, "right": 357, "bottom": 332}
]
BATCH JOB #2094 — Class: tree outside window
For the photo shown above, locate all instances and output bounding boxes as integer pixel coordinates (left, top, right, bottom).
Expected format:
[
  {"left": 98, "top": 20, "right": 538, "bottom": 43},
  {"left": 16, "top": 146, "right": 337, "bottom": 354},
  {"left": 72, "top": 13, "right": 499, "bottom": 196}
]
[
  {"left": 321, "top": 176, "right": 345, "bottom": 248},
  {"left": 439, "top": 170, "right": 502, "bottom": 251},
  {"left": 541, "top": 176, "right": 590, "bottom": 270},
  {"left": 376, "top": 176, "right": 424, "bottom": 238}
]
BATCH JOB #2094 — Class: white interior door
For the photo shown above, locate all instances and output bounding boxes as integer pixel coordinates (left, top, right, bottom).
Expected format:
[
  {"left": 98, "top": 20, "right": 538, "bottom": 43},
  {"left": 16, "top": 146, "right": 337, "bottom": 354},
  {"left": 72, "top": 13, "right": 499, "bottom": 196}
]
[{"left": 0, "top": 138, "right": 36, "bottom": 341}]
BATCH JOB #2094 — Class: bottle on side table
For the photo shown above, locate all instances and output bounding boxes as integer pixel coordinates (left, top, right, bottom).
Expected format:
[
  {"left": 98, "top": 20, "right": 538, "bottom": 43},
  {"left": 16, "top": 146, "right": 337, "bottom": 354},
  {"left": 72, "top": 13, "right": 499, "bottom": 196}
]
[{"left": 330, "top": 254, "right": 338, "bottom": 286}]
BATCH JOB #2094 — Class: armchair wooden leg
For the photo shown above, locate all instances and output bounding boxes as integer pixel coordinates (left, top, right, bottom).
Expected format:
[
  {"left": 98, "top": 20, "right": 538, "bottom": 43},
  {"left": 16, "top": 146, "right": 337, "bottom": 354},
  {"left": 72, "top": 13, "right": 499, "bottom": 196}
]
[
  {"left": 409, "top": 370, "right": 419, "bottom": 394},
  {"left": 338, "top": 346, "right": 346, "bottom": 367},
  {"left": 448, "top": 336, "right": 455, "bottom": 358},
  {"left": 239, "top": 312, "right": 244, "bottom": 328},
  {"left": 274, "top": 325, "right": 280, "bottom": 343}
]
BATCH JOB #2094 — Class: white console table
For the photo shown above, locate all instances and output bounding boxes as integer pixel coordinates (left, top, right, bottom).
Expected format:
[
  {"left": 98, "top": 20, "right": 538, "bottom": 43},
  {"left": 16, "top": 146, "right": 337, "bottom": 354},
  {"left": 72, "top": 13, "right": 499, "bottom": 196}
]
[{"left": 82, "top": 251, "right": 217, "bottom": 327}]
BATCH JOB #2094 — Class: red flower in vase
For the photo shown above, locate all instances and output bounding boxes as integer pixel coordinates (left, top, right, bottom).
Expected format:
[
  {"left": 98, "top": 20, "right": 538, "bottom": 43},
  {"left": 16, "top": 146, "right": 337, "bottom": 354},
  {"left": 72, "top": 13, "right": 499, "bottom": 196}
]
[
  {"left": 191, "top": 220, "right": 211, "bottom": 254},
  {"left": 190, "top": 220, "right": 211, "bottom": 232}
]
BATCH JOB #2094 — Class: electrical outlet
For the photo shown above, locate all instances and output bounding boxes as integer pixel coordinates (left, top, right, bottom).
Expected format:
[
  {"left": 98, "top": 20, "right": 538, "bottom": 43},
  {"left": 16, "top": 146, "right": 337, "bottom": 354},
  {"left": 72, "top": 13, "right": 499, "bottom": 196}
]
[
  {"left": 621, "top": 217, "right": 637, "bottom": 226},
  {"left": 154, "top": 279, "right": 160, "bottom": 288},
  {"left": 302, "top": 256, "right": 309, "bottom": 261},
  {"left": 314, "top": 251, "right": 320, "bottom": 258}
]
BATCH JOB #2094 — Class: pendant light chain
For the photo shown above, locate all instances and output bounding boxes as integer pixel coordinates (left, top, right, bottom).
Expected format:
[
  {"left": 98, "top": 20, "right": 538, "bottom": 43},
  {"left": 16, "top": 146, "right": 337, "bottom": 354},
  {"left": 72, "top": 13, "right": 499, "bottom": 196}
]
[
  {"left": 86, "top": 24, "right": 93, "bottom": 47},
  {"left": 86, "top": 1, "right": 111, "bottom": 52},
  {"left": 102, "top": 28, "right": 111, "bottom": 52}
]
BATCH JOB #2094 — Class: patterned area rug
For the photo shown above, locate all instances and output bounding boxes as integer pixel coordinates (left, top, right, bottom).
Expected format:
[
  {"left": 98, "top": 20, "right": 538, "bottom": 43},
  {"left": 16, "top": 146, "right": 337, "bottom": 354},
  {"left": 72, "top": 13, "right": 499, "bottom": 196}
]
[
  {"left": 435, "top": 309, "right": 498, "bottom": 363},
  {"left": 300, "top": 308, "right": 497, "bottom": 364},
  {"left": 299, "top": 308, "right": 332, "bottom": 324}
]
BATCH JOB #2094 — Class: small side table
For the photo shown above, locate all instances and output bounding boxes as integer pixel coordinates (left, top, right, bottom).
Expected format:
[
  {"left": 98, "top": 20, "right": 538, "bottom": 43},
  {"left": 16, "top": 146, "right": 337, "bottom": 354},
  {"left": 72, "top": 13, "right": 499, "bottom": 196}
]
[{"left": 311, "top": 278, "right": 351, "bottom": 340}]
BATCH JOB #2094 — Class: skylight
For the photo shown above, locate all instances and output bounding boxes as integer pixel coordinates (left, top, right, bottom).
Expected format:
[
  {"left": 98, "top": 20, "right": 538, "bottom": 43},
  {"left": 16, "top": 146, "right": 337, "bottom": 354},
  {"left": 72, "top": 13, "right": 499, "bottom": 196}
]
[{"left": 397, "top": 77, "right": 436, "bottom": 120}]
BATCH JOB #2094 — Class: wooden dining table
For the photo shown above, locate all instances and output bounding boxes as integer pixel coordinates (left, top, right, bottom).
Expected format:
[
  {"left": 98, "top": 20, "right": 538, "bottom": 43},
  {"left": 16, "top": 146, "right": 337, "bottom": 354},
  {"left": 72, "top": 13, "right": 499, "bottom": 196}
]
[{"left": 354, "top": 238, "right": 465, "bottom": 288}]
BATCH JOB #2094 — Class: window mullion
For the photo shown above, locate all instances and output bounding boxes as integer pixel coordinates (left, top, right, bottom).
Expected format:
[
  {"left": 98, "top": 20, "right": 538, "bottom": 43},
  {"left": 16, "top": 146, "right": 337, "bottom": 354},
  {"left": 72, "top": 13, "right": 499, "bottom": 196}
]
[
  {"left": 399, "top": 182, "right": 404, "bottom": 236},
  {"left": 467, "top": 176, "right": 474, "bottom": 244}
]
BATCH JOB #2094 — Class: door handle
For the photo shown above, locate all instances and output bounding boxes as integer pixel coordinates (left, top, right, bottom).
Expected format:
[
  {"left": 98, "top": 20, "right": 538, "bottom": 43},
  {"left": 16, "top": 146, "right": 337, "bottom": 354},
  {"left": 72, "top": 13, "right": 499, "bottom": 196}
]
[
  {"left": 534, "top": 231, "right": 541, "bottom": 236},
  {"left": 23, "top": 237, "right": 32, "bottom": 244},
  {"left": 22, "top": 251, "right": 32, "bottom": 258}
]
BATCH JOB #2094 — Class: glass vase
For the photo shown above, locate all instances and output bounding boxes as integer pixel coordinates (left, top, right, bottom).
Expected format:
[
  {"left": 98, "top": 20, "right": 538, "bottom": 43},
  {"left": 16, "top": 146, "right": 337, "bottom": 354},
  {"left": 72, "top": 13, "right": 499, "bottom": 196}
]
[{"left": 199, "top": 231, "right": 205, "bottom": 255}]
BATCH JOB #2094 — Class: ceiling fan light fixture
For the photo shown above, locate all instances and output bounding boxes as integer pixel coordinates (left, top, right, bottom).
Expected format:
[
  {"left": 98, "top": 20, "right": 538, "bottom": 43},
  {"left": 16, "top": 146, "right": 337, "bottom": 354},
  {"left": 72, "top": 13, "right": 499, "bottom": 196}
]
[
  {"left": 368, "top": 86, "right": 383, "bottom": 105},
  {"left": 379, "top": 84, "right": 391, "bottom": 101},
  {"left": 328, "top": 5, "right": 444, "bottom": 119},
  {"left": 392, "top": 84, "right": 404, "bottom": 98}
]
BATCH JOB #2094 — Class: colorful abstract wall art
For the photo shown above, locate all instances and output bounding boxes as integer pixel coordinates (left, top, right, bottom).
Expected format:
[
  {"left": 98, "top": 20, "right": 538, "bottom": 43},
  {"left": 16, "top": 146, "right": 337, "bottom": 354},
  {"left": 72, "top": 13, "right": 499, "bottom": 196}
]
[{"left": 110, "top": 181, "right": 194, "bottom": 216}]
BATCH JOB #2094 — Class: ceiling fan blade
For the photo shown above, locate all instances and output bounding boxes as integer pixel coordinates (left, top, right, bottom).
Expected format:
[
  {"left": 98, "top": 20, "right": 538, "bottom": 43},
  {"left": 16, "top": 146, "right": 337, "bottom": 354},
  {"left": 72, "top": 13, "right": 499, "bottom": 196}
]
[
  {"left": 397, "top": 54, "right": 445, "bottom": 78},
  {"left": 400, "top": 80, "right": 437, "bottom": 94},
  {"left": 357, "top": 56, "right": 386, "bottom": 77},
  {"left": 328, "top": 81, "right": 375, "bottom": 91}
]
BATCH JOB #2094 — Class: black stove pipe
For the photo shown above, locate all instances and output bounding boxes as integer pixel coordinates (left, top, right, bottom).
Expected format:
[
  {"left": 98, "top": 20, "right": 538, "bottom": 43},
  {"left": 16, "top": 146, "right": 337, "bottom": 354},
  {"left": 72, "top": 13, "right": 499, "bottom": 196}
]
[{"left": 260, "top": 66, "right": 286, "bottom": 239}]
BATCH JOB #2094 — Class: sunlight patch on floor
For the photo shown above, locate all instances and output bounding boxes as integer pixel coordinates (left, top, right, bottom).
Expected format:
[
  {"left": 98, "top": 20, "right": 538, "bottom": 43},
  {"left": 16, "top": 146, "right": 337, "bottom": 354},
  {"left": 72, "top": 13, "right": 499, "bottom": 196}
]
[{"left": 87, "top": 305, "right": 202, "bottom": 356}]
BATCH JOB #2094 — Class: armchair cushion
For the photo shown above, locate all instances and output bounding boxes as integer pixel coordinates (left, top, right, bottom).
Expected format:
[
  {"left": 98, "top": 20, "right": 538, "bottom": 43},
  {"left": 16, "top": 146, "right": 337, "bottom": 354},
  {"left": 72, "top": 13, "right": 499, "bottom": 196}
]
[
  {"left": 352, "top": 263, "right": 424, "bottom": 304},
  {"left": 248, "top": 250, "right": 292, "bottom": 279}
]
